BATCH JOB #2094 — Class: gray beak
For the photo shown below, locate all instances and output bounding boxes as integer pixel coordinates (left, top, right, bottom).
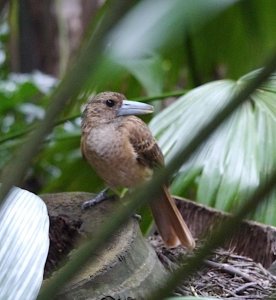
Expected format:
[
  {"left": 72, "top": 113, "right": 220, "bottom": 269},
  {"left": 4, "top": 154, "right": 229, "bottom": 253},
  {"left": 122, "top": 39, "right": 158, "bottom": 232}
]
[{"left": 117, "top": 100, "right": 154, "bottom": 117}]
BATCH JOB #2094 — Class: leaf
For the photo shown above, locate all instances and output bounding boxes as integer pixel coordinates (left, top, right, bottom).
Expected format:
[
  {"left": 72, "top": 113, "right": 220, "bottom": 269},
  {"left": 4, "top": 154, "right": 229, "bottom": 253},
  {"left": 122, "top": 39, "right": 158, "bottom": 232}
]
[
  {"left": 117, "top": 54, "right": 164, "bottom": 95},
  {"left": 105, "top": 0, "right": 238, "bottom": 94},
  {"left": 150, "top": 69, "right": 276, "bottom": 225},
  {"left": 189, "top": 0, "right": 276, "bottom": 81},
  {"left": 0, "top": 187, "right": 49, "bottom": 300},
  {"left": 109, "top": 0, "right": 238, "bottom": 59}
]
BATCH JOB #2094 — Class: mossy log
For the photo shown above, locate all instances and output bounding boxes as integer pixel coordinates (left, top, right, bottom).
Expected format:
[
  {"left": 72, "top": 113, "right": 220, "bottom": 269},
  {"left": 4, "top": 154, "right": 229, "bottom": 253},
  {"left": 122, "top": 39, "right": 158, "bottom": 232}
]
[{"left": 41, "top": 192, "right": 168, "bottom": 300}]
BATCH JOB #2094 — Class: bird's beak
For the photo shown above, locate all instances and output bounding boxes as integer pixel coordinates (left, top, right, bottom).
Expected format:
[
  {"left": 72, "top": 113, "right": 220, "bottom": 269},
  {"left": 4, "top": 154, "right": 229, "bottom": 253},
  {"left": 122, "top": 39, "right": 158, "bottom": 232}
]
[{"left": 117, "top": 100, "right": 154, "bottom": 117}]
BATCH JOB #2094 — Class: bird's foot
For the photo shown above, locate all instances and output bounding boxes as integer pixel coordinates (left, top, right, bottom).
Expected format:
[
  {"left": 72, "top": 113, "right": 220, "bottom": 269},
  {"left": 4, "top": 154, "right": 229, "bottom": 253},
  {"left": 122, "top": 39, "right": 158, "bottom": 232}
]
[{"left": 81, "top": 188, "right": 114, "bottom": 210}]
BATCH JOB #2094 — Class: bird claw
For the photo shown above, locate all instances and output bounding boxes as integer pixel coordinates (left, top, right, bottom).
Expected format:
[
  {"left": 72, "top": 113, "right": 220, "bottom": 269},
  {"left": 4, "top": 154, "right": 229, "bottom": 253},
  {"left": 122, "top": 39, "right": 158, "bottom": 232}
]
[{"left": 81, "top": 189, "right": 111, "bottom": 210}]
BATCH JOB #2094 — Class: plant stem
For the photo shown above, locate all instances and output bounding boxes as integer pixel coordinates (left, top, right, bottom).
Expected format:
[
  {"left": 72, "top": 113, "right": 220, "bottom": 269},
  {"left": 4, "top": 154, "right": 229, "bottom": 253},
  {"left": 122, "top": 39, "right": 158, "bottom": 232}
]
[{"left": 0, "top": 90, "right": 187, "bottom": 145}]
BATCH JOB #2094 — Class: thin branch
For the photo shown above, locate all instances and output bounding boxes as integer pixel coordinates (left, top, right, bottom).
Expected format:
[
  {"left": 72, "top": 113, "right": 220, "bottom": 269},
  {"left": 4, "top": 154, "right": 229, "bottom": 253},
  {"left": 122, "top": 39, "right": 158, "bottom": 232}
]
[
  {"left": 204, "top": 260, "right": 256, "bottom": 283},
  {"left": 0, "top": 90, "right": 187, "bottom": 145},
  {"left": 0, "top": 126, "right": 34, "bottom": 144},
  {"left": 234, "top": 282, "right": 260, "bottom": 295},
  {"left": 134, "top": 89, "right": 188, "bottom": 102}
]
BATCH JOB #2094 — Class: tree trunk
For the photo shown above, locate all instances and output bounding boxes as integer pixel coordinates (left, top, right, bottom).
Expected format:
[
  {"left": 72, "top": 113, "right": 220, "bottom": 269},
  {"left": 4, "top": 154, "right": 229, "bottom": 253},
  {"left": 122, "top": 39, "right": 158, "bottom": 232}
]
[
  {"left": 42, "top": 192, "right": 168, "bottom": 299},
  {"left": 9, "top": 0, "right": 59, "bottom": 75}
]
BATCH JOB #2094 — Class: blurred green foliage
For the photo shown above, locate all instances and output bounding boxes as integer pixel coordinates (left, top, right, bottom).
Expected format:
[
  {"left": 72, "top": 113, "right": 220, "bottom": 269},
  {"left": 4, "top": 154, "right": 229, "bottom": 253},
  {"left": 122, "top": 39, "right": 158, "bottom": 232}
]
[
  {"left": 0, "top": 1, "right": 275, "bottom": 299},
  {"left": 1, "top": 0, "right": 276, "bottom": 229}
]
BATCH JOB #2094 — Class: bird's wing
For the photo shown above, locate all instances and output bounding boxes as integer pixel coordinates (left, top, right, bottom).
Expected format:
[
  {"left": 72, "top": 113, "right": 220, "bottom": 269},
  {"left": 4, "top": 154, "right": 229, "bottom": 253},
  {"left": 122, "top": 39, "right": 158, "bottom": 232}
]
[
  {"left": 124, "top": 117, "right": 195, "bottom": 249},
  {"left": 125, "top": 116, "right": 164, "bottom": 169}
]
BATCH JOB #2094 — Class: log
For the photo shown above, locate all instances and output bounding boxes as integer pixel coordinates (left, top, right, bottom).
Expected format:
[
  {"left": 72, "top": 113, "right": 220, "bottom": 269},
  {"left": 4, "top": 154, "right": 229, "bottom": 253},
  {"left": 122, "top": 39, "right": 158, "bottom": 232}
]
[{"left": 41, "top": 192, "right": 168, "bottom": 299}]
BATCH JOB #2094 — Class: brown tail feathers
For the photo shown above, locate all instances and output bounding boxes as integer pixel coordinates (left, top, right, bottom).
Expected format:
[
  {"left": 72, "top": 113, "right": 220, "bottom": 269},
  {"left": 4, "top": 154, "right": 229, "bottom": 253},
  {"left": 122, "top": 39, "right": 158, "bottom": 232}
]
[{"left": 149, "top": 186, "right": 195, "bottom": 249}]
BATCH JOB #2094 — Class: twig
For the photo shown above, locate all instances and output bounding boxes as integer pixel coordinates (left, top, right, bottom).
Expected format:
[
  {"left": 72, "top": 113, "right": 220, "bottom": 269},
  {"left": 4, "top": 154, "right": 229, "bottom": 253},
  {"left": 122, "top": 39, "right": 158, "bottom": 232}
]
[
  {"left": 204, "top": 259, "right": 256, "bottom": 283},
  {"left": 257, "top": 262, "right": 276, "bottom": 281},
  {"left": 228, "top": 254, "right": 253, "bottom": 262},
  {"left": 227, "top": 296, "right": 263, "bottom": 300},
  {"left": 234, "top": 282, "right": 260, "bottom": 295},
  {"left": 189, "top": 285, "right": 198, "bottom": 297}
]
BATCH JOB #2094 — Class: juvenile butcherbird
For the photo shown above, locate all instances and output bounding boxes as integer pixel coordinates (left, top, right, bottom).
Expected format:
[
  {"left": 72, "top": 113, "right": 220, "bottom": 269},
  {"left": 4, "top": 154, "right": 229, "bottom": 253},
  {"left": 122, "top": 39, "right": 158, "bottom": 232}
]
[{"left": 81, "top": 92, "right": 195, "bottom": 249}]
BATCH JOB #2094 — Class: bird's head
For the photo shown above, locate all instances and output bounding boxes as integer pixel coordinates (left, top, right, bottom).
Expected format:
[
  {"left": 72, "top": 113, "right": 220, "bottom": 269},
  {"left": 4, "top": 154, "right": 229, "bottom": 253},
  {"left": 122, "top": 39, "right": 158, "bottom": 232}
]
[{"left": 81, "top": 91, "right": 154, "bottom": 130}]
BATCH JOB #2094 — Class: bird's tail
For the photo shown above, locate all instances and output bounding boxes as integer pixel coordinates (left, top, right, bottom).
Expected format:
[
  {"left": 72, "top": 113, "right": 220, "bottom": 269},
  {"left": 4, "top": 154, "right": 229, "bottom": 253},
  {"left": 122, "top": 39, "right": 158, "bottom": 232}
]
[{"left": 149, "top": 186, "right": 195, "bottom": 249}]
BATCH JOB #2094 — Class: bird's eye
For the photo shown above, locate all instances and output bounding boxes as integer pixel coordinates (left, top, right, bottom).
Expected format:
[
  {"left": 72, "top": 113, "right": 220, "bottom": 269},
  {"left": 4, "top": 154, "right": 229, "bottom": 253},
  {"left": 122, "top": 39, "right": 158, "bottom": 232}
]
[{"left": 106, "top": 99, "right": 115, "bottom": 107}]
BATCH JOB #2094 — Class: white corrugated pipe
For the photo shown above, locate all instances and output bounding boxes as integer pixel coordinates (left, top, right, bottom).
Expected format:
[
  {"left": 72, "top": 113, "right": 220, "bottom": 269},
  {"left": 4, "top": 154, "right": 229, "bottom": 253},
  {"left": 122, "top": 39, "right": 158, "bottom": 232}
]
[{"left": 0, "top": 187, "right": 49, "bottom": 300}]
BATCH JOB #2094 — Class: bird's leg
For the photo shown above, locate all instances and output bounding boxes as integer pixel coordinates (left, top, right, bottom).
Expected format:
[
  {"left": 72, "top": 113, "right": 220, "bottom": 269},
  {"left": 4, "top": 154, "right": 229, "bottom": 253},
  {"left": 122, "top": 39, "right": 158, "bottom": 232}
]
[
  {"left": 82, "top": 188, "right": 141, "bottom": 221},
  {"left": 81, "top": 188, "right": 115, "bottom": 210}
]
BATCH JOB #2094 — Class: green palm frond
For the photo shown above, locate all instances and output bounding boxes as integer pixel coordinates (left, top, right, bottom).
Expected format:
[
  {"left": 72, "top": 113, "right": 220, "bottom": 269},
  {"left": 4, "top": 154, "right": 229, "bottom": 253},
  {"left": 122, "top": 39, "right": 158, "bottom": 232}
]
[{"left": 150, "top": 69, "right": 276, "bottom": 225}]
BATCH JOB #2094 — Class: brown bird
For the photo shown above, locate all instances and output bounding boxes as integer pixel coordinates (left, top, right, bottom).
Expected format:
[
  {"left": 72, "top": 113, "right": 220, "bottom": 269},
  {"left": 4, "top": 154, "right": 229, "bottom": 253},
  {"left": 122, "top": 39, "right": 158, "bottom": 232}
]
[{"left": 81, "top": 91, "right": 195, "bottom": 249}]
